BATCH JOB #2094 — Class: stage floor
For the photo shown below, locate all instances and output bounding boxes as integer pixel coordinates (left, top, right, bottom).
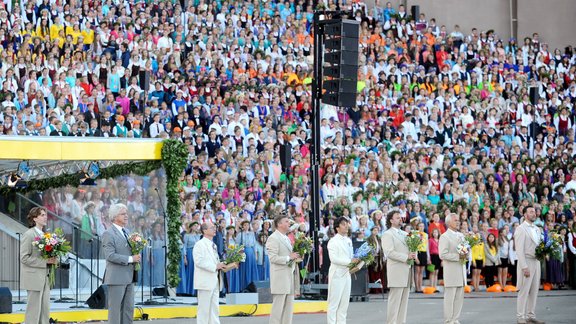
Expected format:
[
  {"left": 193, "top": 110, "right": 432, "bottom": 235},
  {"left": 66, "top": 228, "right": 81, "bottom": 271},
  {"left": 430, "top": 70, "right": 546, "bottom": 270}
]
[{"left": 0, "top": 295, "right": 327, "bottom": 323}]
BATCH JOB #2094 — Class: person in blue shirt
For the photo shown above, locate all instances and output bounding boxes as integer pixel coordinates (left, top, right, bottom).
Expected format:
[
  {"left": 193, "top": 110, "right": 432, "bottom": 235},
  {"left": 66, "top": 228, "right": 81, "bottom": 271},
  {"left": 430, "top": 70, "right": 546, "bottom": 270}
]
[{"left": 148, "top": 82, "right": 165, "bottom": 105}]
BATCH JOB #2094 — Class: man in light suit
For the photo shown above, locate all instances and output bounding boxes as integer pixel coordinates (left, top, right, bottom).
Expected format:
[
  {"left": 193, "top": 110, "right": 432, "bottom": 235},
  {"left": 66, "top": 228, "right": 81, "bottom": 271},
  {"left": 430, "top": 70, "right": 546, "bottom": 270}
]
[
  {"left": 266, "top": 213, "right": 301, "bottom": 324},
  {"left": 381, "top": 210, "right": 417, "bottom": 324},
  {"left": 20, "top": 207, "right": 57, "bottom": 324},
  {"left": 327, "top": 217, "right": 358, "bottom": 324},
  {"left": 439, "top": 213, "right": 467, "bottom": 324},
  {"left": 515, "top": 206, "right": 545, "bottom": 324},
  {"left": 193, "top": 222, "right": 226, "bottom": 324},
  {"left": 102, "top": 203, "right": 141, "bottom": 324}
]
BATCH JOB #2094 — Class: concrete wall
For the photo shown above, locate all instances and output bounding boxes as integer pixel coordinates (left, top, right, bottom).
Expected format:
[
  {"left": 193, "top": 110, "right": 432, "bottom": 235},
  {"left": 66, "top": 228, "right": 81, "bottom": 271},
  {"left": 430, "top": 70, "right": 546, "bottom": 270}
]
[{"left": 375, "top": 0, "right": 576, "bottom": 50}]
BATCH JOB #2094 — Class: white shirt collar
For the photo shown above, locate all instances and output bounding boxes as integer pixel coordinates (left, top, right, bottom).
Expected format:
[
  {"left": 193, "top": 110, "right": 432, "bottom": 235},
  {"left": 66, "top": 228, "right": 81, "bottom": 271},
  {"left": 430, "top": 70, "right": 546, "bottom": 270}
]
[
  {"left": 112, "top": 223, "right": 124, "bottom": 234},
  {"left": 34, "top": 227, "right": 44, "bottom": 236}
]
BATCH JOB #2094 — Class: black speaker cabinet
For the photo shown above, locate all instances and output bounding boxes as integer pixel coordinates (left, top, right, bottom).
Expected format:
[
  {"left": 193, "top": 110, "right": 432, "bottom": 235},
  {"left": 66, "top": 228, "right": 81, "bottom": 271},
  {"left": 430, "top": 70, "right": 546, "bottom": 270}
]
[
  {"left": 86, "top": 285, "right": 107, "bottom": 309},
  {"left": 0, "top": 287, "right": 12, "bottom": 313},
  {"left": 246, "top": 281, "right": 272, "bottom": 303}
]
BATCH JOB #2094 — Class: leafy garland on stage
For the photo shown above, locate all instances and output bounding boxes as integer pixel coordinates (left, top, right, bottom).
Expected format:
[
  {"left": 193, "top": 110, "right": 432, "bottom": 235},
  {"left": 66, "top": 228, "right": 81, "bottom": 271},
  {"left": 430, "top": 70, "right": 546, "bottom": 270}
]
[{"left": 0, "top": 139, "right": 188, "bottom": 288}]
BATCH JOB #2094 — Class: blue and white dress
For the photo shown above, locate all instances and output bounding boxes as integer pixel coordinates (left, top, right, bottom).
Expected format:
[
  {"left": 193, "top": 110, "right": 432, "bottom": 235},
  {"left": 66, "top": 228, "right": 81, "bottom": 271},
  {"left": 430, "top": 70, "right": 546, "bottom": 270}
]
[
  {"left": 237, "top": 231, "right": 260, "bottom": 290},
  {"left": 182, "top": 233, "right": 201, "bottom": 295},
  {"left": 150, "top": 236, "right": 166, "bottom": 287},
  {"left": 255, "top": 241, "right": 270, "bottom": 281}
]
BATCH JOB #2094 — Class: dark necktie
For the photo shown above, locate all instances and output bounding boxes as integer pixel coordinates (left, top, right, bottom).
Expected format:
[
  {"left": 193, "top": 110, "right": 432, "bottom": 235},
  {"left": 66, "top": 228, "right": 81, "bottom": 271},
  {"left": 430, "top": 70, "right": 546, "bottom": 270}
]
[{"left": 122, "top": 228, "right": 132, "bottom": 248}]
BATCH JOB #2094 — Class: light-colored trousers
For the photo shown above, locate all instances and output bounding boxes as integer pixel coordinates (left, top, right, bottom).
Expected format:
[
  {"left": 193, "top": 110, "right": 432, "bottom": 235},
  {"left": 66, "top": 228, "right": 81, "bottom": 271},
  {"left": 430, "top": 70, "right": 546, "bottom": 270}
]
[
  {"left": 444, "top": 286, "right": 464, "bottom": 324},
  {"left": 517, "top": 258, "right": 541, "bottom": 321},
  {"left": 25, "top": 280, "right": 50, "bottom": 324},
  {"left": 197, "top": 287, "right": 221, "bottom": 324},
  {"left": 108, "top": 283, "right": 134, "bottom": 324},
  {"left": 327, "top": 272, "right": 351, "bottom": 324},
  {"left": 269, "top": 294, "right": 294, "bottom": 324},
  {"left": 386, "top": 287, "right": 410, "bottom": 324}
]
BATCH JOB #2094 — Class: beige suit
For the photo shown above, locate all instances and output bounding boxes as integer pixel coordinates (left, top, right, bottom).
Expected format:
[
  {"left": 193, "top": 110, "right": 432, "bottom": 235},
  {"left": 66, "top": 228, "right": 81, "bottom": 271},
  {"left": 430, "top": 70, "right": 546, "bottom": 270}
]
[
  {"left": 327, "top": 234, "right": 353, "bottom": 324},
  {"left": 266, "top": 230, "right": 300, "bottom": 324},
  {"left": 439, "top": 229, "right": 466, "bottom": 324},
  {"left": 20, "top": 227, "right": 51, "bottom": 324},
  {"left": 514, "top": 221, "right": 541, "bottom": 322},
  {"left": 381, "top": 228, "right": 411, "bottom": 324},
  {"left": 193, "top": 237, "right": 222, "bottom": 324}
]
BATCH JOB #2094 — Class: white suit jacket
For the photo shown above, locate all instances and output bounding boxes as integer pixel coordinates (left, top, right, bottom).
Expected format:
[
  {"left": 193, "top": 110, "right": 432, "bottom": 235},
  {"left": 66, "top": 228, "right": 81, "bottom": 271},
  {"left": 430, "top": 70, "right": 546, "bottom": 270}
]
[
  {"left": 193, "top": 237, "right": 221, "bottom": 291},
  {"left": 266, "top": 230, "right": 300, "bottom": 295},
  {"left": 514, "top": 221, "right": 541, "bottom": 270},
  {"left": 381, "top": 228, "right": 411, "bottom": 287},
  {"left": 439, "top": 229, "right": 466, "bottom": 287},
  {"left": 328, "top": 234, "right": 353, "bottom": 279}
]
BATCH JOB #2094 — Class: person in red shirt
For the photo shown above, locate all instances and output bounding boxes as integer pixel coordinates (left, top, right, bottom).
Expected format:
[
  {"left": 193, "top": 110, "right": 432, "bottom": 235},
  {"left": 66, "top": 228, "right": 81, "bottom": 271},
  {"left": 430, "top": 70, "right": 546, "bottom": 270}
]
[
  {"left": 487, "top": 218, "right": 499, "bottom": 239},
  {"left": 429, "top": 213, "right": 447, "bottom": 235}
]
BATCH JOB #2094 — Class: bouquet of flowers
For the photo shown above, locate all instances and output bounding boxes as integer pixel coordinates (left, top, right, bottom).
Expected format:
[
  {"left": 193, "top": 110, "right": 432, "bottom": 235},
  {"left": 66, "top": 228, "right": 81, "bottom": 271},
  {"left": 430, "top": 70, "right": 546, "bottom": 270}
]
[
  {"left": 457, "top": 240, "right": 471, "bottom": 265},
  {"left": 405, "top": 230, "right": 423, "bottom": 266},
  {"left": 223, "top": 244, "right": 246, "bottom": 272},
  {"left": 32, "top": 228, "right": 71, "bottom": 288},
  {"left": 535, "top": 230, "right": 563, "bottom": 261},
  {"left": 464, "top": 233, "right": 482, "bottom": 248},
  {"left": 289, "top": 232, "right": 314, "bottom": 266},
  {"left": 349, "top": 242, "right": 376, "bottom": 274},
  {"left": 127, "top": 233, "right": 148, "bottom": 271}
]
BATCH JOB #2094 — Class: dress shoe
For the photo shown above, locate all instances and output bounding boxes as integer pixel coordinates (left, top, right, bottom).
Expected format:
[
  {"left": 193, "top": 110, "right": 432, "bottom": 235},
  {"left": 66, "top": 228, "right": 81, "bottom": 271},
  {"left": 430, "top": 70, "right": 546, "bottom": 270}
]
[{"left": 527, "top": 319, "right": 545, "bottom": 324}]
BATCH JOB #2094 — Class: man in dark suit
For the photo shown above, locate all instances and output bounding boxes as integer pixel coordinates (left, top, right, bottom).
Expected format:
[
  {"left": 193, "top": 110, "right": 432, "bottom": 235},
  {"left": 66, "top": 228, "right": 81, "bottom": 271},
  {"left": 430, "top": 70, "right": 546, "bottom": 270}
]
[
  {"left": 102, "top": 203, "right": 141, "bottom": 324},
  {"left": 83, "top": 103, "right": 100, "bottom": 127},
  {"left": 49, "top": 120, "right": 65, "bottom": 136}
]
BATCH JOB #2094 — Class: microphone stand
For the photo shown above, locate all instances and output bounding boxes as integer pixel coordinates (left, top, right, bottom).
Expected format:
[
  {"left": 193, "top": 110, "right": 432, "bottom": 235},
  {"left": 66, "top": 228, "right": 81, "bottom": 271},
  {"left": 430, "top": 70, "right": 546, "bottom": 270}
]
[
  {"left": 95, "top": 234, "right": 100, "bottom": 286},
  {"left": 137, "top": 239, "right": 160, "bottom": 305},
  {"left": 14, "top": 233, "right": 25, "bottom": 304},
  {"left": 70, "top": 227, "right": 87, "bottom": 309},
  {"left": 89, "top": 238, "right": 94, "bottom": 294},
  {"left": 155, "top": 187, "right": 171, "bottom": 303}
]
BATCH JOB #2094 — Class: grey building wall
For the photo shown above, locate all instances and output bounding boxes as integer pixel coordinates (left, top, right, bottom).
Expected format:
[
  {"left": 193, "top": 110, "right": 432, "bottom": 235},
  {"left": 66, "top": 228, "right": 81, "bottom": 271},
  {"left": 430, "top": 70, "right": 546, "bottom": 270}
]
[{"left": 372, "top": 0, "right": 575, "bottom": 50}]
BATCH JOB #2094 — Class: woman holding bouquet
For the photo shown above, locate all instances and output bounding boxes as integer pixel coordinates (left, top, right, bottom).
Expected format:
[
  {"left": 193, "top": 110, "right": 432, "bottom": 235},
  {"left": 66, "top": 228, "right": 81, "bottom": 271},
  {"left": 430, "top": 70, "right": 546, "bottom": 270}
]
[{"left": 20, "top": 207, "right": 57, "bottom": 324}]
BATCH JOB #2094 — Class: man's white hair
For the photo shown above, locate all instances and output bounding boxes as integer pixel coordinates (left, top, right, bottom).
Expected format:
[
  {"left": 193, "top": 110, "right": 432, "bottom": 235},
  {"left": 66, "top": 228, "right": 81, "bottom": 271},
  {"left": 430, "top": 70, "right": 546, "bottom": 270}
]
[
  {"left": 109, "top": 203, "right": 128, "bottom": 222},
  {"left": 445, "top": 213, "right": 458, "bottom": 225}
]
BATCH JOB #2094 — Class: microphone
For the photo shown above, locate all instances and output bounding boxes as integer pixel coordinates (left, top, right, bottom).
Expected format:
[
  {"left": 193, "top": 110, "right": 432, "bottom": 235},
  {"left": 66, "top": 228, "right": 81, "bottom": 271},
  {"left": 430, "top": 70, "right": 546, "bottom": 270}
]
[{"left": 154, "top": 187, "right": 159, "bottom": 192}]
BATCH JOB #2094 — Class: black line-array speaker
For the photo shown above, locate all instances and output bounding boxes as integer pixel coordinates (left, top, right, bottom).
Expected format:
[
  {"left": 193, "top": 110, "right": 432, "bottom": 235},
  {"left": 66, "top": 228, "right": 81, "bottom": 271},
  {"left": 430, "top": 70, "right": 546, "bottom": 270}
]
[
  {"left": 139, "top": 71, "right": 150, "bottom": 92},
  {"left": 322, "top": 19, "right": 360, "bottom": 107}
]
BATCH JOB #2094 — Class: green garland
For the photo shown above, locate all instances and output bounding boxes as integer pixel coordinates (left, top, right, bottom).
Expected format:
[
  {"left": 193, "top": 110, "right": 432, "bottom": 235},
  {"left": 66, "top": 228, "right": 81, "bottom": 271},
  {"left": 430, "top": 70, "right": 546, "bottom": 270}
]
[{"left": 161, "top": 139, "right": 188, "bottom": 288}]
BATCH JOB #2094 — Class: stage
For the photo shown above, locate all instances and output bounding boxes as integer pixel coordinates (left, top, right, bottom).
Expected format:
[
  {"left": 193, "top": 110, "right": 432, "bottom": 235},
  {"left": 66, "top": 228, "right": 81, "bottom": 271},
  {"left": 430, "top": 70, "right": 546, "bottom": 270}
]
[{"left": 0, "top": 295, "right": 327, "bottom": 323}]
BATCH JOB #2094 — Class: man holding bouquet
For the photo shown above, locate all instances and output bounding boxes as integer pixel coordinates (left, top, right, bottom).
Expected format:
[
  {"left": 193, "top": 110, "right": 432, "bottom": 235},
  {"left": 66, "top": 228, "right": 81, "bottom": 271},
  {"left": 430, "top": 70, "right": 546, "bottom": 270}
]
[
  {"left": 327, "top": 217, "right": 358, "bottom": 324},
  {"left": 381, "top": 210, "right": 416, "bottom": 324},
  {"left": 439, "top": 213, "right": 467, "bottom": 324},
  {"left": 266, "top": 213, "right": 301, "bottom": 324},
  {"left": 20, "top": 207, "right": 57, "bottom": 324},
  {"left": 515, "top": 206, "right": 545, "bottom": 324},
  {"left": 193, "top": 222, "right": 226, "bottom": 324},
  {"left": 102, "top": 203, "right": 141, "bottom": 324}
]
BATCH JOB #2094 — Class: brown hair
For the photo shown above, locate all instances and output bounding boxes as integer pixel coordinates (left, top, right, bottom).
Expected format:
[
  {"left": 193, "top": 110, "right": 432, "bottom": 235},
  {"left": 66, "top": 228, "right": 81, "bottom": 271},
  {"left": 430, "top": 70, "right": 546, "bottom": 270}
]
[
  {"left": 273, "top": 212, "right": 289, "bottom": 229},
  {"left": 27, "top": 207, "right": 47, "bottom": 228}
]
